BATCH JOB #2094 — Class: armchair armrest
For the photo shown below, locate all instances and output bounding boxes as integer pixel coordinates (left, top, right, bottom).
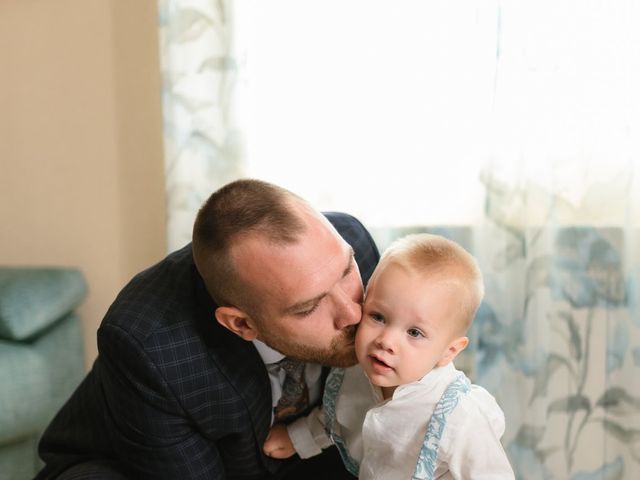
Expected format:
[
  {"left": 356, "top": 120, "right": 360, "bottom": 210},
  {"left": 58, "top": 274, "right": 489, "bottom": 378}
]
[{"left": 0, "top": 267, "right": 88, "bottom": 341}]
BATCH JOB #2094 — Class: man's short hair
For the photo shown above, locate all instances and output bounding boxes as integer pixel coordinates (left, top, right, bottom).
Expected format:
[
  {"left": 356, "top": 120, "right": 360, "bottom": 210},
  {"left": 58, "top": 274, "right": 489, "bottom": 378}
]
[
  {"left": 192, "top": 178, "right": 306, "bottom": 310},
  {"left": 372, "top": 233, "right": 484, "bottom": 333}
]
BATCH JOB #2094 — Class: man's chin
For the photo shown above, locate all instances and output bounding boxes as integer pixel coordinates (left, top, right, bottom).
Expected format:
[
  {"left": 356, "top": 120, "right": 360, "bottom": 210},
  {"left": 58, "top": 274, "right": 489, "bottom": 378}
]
[
  {"left": 263, "top": 332, "right": 357, "bottom": 366},
  {"left": 290, "top": 343, "right": 357, "bottom": 367},
  {"left": 326, "top": 344, "right": 358, "bottom": 368}
]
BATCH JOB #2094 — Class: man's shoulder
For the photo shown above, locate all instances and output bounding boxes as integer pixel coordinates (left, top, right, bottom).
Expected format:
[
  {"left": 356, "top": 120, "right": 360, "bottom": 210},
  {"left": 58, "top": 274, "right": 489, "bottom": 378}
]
[
  {"left": 95, "top": 243, "right": 242, "bottom": 377},
  {"left": 324, "top": 212, "right": 380, "bottom": 286},
  {"left": 323, "top": 212, "right": 371, "bottom": 242},
  {"left": 130, "top": 243, "right": 195, "bottom": 288},
  {"left": 99, "top": 244, "right": 209, "bottom": 341}
]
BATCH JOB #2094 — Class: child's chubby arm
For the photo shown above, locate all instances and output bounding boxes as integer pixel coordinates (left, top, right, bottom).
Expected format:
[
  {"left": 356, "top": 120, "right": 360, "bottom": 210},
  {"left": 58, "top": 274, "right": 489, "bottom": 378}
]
[
  {"left": 263, "top": 406, "right": 333, "bottom": 459},
  {"left": 263, "top": 423, "right": 295, "bottom": 459}
]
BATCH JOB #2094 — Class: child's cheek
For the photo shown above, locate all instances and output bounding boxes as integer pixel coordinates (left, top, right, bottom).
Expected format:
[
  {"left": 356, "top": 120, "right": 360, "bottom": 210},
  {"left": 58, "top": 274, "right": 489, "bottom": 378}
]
[{"left": 354, "top": 325, "right": 367, "bottom": 361}]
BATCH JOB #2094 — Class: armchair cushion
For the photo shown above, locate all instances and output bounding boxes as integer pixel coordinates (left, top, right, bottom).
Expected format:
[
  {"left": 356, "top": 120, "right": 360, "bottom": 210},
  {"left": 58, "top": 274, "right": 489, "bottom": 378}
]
[
  {"left": 0, "top": 267, "right": 87, "bottom": 341},
  {"left": 0, "top": 339, "right": 50, "bottom": 443}
]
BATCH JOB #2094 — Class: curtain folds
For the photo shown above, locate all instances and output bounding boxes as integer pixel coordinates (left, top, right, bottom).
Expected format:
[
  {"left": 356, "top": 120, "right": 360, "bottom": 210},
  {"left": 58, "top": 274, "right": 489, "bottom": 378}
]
[
  {"left": 473, "top": 165, "right": 639, "bottom": 479},
  {"left": 158, "top": 0, "right": 243, "bottom": 251}
]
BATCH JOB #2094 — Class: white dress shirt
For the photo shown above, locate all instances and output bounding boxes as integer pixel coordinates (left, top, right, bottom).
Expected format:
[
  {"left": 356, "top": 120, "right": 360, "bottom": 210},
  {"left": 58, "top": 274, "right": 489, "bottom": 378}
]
[
  {"left": 252, "top": 340, "right": 323, "bottom": 425},
  {"left": 289, "top": 363, "right": 514, "bottom": 479}
]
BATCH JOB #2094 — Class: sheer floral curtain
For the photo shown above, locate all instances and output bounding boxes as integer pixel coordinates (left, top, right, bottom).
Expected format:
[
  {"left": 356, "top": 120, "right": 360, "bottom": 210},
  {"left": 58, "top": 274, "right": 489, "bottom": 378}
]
[
  {"left": 469, "top": 3, "right": 640, "bottom": 476},
  {"left": 471, "top": 165, "right": 639, "bottom": 479},
  {"left": 158, "top": 0, "right": 243, "bottom": 251},
  {"left": 158, "top": 1, "right": 640, "bottom": 478}
]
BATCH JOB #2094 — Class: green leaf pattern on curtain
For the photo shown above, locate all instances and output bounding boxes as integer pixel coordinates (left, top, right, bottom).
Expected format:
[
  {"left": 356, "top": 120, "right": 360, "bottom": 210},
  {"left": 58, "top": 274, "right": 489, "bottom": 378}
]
[
  {"left": 373, "top": 169, "right": 640, "bottom": 479},
  {"left": 158, "top": 0, "right": 244, "bottom": 251}
]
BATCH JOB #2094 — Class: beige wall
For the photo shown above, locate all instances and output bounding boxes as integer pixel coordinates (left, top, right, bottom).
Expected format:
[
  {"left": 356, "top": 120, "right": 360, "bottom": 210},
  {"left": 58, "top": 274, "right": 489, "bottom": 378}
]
[{"left": 0, "top": 0, "right": 167, "bottom": 366}]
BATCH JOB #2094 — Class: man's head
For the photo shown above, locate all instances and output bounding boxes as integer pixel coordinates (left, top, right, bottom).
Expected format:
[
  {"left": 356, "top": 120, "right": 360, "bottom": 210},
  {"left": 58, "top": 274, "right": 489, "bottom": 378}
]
[
  {"left": 355, "top": 233, "right": 484, "bottom": 396},
  {"left": 193, "top": 179, "right": 363, "bottom": 367}
]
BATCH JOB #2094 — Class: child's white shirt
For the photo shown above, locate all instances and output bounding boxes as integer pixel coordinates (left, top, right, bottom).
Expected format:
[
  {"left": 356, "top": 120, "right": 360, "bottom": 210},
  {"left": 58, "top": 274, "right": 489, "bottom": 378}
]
[{"left": 288, "top": 363, "right": 514, "bottom": 479}]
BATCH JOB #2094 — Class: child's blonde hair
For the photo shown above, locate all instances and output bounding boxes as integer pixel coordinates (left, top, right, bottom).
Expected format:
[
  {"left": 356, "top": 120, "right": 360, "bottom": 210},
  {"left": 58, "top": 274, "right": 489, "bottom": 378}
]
[{"left": 371, "top": 233, "right": 484, "bottom": 333}]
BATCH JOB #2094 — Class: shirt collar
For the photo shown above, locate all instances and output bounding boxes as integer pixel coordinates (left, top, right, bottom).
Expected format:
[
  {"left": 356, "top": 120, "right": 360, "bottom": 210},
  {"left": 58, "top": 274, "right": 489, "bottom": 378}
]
[
  {"left": 252, "top": 339, "right": 285, "bottom": 365},
  {"left": 391, "top": 362, "right": 457, "bottom": 398},
  {"left": 417, "top": 362, "right": 455, "bottom": 385}
]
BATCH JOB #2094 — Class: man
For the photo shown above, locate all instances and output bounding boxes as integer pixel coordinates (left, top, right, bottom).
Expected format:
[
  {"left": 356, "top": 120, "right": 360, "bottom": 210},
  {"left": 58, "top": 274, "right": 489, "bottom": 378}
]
[{"left": 36, "top": 179, "right": 380, "bottom": 479}]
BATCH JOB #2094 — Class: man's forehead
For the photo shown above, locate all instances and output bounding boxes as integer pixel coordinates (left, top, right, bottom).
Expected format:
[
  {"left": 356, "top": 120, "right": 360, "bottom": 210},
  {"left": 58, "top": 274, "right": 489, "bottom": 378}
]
[
  {"left": 283, "top": 244, "right": 355, "bottom": 309},
  {"left": 231, "top": 224, "right": 351, "bottom": 295}
]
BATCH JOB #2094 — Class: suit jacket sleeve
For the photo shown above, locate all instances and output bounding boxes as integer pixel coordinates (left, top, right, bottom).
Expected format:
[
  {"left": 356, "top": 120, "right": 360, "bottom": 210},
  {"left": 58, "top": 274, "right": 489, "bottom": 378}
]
[{"left": 98, "top": 323, "right": 228, "bottom": 479}]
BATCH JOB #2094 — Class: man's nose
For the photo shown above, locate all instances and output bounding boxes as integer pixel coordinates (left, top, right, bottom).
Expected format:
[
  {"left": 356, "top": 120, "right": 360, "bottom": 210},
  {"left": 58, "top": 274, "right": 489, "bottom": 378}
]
[{"left": 333, "top": 288, "right": 362, "bottom": 330}]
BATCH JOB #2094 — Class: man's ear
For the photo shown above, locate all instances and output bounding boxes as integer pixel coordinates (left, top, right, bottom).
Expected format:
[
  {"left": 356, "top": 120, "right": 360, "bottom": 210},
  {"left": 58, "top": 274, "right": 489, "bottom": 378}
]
[
  {"left": 215, "top": 306, "right": 259, "bottom": 341},
  {"left": 436, "top": 336, "right": 469, "bottom": 367}
]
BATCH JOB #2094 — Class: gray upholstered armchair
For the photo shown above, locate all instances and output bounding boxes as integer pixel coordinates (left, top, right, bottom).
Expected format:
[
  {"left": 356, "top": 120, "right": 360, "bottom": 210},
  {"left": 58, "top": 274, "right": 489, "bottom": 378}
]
[{"left": 0, "top": 267, "right": 87, "bottom": 480}]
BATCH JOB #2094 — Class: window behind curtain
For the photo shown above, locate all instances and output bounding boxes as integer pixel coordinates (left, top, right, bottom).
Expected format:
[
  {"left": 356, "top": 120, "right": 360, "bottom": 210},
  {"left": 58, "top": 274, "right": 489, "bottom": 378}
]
[{"left": 232, "top": 0, "right": 497, "bottom": 230}]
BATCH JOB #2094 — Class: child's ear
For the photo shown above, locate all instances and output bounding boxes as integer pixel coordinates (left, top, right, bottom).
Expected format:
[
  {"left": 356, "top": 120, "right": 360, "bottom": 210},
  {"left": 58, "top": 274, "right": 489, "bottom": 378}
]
[
  {"left": 215, "top": 306, "right": 259, "bottom": 341},
  {"left": 436, "top": 336, "right": 469, "bottom": 367}
]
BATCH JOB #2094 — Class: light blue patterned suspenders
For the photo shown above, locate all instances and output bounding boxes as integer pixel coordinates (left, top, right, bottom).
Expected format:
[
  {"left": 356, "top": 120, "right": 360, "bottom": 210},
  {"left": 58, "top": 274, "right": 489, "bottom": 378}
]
[
  {"left": 412, "top": 373, "right": 471, "bottom": 480},
  {"left": 323, "top": 369, "right": 471, "bottom": 480},
  {"left": 323, "top": 368, "right": 361, "bottom": 476}
]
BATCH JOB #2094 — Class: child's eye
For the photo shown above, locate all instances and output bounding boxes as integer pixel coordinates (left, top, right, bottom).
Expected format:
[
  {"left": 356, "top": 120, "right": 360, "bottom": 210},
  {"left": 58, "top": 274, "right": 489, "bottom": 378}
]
[
  {"left": 407, "top": 328, "right": 424, "bottom": 338},
  {"left": 369, "top": 312, "right": 385, "bottom": 323}
]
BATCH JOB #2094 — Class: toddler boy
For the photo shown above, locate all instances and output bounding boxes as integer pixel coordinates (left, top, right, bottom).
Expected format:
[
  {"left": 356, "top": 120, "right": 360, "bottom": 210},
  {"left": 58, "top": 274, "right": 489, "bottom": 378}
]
[{"left": 264, "top": 234, "right": 514, "bottom": 479}]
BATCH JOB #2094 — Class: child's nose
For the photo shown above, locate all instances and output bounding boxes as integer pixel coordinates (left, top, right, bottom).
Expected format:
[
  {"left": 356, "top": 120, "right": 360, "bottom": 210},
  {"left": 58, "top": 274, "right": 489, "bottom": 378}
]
[{"left": 375, "top": 329, "right": 396, "bottom": 352}]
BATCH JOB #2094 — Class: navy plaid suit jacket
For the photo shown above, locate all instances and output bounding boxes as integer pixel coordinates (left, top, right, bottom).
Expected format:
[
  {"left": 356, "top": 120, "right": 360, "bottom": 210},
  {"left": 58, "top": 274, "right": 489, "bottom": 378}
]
[{"left": 36, "top": 213, "right": 380, "bottom": 480}]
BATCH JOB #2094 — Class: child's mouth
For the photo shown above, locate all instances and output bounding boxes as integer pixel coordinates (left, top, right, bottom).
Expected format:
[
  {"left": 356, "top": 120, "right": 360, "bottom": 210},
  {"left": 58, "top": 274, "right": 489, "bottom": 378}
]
[{"left": 369, "top": 354, "right": 393, "bottom": 373}]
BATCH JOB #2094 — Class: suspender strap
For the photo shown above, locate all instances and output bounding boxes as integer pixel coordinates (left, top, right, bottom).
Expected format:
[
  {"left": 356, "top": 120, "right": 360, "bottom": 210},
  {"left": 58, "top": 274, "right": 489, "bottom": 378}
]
[
  {"left": 412, "top": 373, "right": 471, "bottom": 480},
  {"left": 323, "top": 368, "right": 360, "bottom": 476}
]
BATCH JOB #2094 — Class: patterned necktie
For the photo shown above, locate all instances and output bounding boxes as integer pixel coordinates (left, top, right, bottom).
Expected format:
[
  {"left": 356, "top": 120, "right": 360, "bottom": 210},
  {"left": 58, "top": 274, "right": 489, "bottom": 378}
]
[{"left": 273, "top": 357, "right": 309, "bottom": 423}]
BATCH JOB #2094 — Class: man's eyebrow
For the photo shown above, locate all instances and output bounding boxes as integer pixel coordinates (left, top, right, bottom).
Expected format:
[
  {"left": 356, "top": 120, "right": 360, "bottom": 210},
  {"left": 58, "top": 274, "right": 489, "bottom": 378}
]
[
  {"left": 343, "top": 246, "right": 356, "bottom": 277},
  {"left": 285, "top": 247, "right": 355, "bottom": 314}
]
